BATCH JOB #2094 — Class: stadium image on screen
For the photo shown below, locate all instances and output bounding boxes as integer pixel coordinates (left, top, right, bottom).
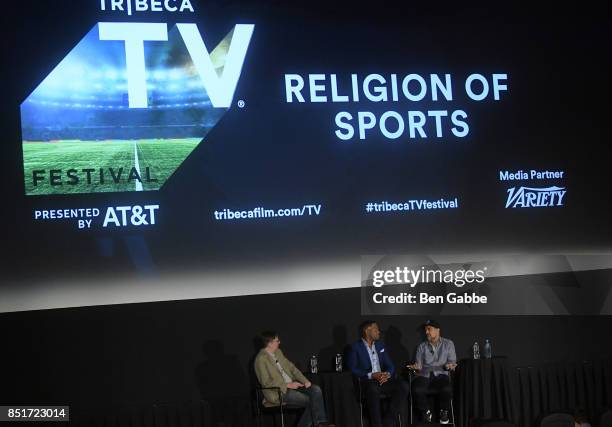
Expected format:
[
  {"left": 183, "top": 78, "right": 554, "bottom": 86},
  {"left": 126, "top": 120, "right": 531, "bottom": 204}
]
[{"left": 20, "top": 24, "right": 233, "bottom": 195}]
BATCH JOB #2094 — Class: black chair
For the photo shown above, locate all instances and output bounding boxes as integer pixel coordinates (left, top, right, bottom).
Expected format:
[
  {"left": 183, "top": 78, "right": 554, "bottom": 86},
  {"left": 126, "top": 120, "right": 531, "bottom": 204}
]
[
  {"left": 407, "top": 369, "right": 456, "bottom": 425},
  {"left": 536, "top": 413, "right": 574, "bottom": 427},
  {"left": 254, "top": 385, "right": 314, "bottom": 427},
  {"left": 357, "top": 378, "right": 403, "bottom": 427}
]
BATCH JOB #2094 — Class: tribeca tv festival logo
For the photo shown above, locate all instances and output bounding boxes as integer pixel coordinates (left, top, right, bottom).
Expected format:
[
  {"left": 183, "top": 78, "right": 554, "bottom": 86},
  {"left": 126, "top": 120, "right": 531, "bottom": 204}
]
[
  {"left": 20, "top": 1, "right": 254, "bottom": 196},
  {"left": 499, "top": 169, "right": 566, "bottom": 208}
]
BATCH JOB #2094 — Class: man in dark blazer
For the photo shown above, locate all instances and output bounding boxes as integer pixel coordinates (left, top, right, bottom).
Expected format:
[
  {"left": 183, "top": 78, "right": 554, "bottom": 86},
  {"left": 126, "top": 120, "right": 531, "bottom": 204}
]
[{"left": 347, "top": 320, "right": 409, "bottom": 427}]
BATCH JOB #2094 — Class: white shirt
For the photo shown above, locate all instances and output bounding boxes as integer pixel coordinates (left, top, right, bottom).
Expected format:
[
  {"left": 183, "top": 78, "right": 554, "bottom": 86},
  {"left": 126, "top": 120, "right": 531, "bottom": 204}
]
[
  {"left": 362, "top": 338, "right": 381, "bottom": 380},
  {"left": 267, "top": 351, "right": 293, "bottom": 384}
]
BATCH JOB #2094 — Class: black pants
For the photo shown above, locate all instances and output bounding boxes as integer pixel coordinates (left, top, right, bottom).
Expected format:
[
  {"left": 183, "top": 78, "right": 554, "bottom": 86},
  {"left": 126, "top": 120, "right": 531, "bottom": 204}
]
[
  {"left": 360, "top": 378, "right": 410, "bottom": 427},
  {"left": 411, "top": 374, "right": 452, "bottom": 413}
]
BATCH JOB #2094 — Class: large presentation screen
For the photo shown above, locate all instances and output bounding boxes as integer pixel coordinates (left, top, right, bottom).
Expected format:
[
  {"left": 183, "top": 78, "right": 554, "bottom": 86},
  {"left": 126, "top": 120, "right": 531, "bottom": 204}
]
[{"left": 3, "top": 1, "right": 610, "bottom": 297}]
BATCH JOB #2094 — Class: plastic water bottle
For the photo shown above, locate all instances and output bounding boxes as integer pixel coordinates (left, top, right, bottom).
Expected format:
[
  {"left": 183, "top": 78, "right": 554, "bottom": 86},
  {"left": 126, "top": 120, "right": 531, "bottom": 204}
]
[
  {"left": 310, "top": 355, "right": 318, "bottom": 373},
  {"left": 473, "top": 341, "right": 480, "bottom": 359},
  {"left": 335, "top": 354, "right": 343, "bottom": 372},
  {"left": 484, "top": 339, "right": 492, "bottom": 359}
]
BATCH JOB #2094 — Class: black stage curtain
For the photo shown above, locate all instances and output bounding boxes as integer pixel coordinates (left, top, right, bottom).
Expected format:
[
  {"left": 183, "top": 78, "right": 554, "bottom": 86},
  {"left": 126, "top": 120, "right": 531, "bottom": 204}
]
[
  {"left": 71, "top": 401, "right": 212, "bottom": 427},
  {"left": 68, "top": 358, "right": 612, "bottom": 427},
  {"left": 306, "top": 371, "right": 362, "bottom": 427},
  {"left": 456, "top": 357, "right": 516, "bottom": 427},
  {"left": 516, "top": 357, "right": 612, "bottom": 427}
]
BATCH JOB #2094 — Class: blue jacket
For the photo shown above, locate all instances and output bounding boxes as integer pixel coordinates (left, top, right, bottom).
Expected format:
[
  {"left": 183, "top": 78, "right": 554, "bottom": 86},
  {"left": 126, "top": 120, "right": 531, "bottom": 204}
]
[{"left": 347, "top": 339, "right": 396, "bottom": 380}]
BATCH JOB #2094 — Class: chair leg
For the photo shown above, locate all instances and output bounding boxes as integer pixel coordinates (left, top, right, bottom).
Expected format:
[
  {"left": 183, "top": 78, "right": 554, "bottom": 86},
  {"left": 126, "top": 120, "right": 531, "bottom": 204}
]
[
  {"left": 409, "top": 374, "right": 414, "bottom": 426},
  {"left": 359, "top": 381, "right": 364, "bottom": 427},
  {"left": 255, "top": 399, "right": 262, "bottom": 427},
  {"left": 410, "top": 397, "right": 413, "bottom": 426},
  {"left": 450, "top": 398, "right": 455, "bottom": 425},
  {"left": 278, "top": 390, "right": 285, "bottom": 427},
  {"left": 360, "top": 400, "right": 364, "bottom": 427},
  {"left": 310, "top": 401, "right": 315, "bottom": 427}
]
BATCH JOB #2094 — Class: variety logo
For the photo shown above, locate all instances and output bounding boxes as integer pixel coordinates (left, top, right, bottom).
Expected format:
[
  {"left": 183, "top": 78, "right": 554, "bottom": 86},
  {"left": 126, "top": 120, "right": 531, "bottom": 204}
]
[{"left": 505, "top": 186, "right": 566, "bottom": 208}]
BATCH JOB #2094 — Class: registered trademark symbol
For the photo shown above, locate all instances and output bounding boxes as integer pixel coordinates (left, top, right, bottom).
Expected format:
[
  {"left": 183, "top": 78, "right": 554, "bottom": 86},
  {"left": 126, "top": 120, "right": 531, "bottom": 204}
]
[{"left": 237, "top": 100, "right": 245, "bottom": 108}]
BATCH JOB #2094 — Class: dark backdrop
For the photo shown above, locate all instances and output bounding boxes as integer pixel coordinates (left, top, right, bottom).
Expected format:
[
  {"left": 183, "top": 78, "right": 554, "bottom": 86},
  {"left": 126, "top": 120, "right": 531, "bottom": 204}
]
[{"left": 1, "top": 286, "right": 611, "bottom": 425}]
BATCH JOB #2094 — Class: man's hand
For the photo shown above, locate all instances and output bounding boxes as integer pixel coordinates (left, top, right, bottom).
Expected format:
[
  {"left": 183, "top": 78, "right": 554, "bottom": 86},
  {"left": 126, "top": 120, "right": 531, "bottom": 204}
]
[
  {"left": 406, "top": 363, "right": 419, "bottom": 371},
  {"left": 371, "top": 372, "right": 384, "bottom": 383},
  {"left": 372, "top": 372, "right": 390, "bottom": 385},
  {"left": 287, "top": 382, "right": 304, "bottom": 389},
  {"left": 445, "top": 362, "right": 457, "bottom": 371},
  {"left": 379, "top": 372, "right": 391, "bottom": 384},
  {"left": 304, "top": 380, "right": 312, "bottom": 388}
]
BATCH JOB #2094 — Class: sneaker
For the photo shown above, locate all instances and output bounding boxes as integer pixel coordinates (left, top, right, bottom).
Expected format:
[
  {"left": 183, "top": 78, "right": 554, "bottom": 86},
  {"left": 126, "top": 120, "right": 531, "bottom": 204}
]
[
  {"left": 439, "top": 409, "right": 450, "bottom": 424},
  {"left": 423, "top": 409, "right": 433, "bottom": 423}
]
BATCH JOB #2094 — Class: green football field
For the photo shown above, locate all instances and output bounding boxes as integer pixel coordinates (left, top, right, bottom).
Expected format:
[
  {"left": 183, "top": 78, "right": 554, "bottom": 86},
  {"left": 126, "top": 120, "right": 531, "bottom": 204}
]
[{"left": 23, "top": 138, "right": 201, "bottom": 195}]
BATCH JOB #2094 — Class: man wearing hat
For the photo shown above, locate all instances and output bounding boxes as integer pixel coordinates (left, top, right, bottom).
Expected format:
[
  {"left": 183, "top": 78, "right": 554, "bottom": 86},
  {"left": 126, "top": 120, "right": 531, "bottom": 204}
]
[{"left": 406, "top": 319, "right": 457, "bottom": 424}]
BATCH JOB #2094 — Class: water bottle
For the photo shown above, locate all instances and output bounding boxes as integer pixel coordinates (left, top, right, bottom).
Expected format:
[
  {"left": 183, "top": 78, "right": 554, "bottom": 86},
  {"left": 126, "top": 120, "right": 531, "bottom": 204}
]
[
  {"left": 335, "top": 353, "right": 343, "bottom": 372},
  {"left": 484, "top": 339, "right": 492, "bottom": 359},
  {"left": 310, "top": 355, "right": 318, "bottom": 373},
  {"left": 472, "top": 341, "right": 480, "bottom": 359}
]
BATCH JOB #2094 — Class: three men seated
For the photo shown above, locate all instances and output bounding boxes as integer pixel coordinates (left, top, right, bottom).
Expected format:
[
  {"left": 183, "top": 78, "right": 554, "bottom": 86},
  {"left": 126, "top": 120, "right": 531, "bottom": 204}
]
[{"left": 254, "top": 320, "right": 457, "bottom": 426}]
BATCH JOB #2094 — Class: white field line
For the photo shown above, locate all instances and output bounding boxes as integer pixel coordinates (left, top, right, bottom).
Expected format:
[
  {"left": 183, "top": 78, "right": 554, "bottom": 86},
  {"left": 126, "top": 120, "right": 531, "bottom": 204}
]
[{"left": 133, "top": 142, "right": 143, "bottom": 192}]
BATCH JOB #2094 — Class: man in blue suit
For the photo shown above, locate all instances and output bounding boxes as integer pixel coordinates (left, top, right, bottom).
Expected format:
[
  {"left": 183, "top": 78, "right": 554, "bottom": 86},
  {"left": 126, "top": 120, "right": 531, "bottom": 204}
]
[{"left": 347, "top": 320, "right": 409, "bottom": 427}]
